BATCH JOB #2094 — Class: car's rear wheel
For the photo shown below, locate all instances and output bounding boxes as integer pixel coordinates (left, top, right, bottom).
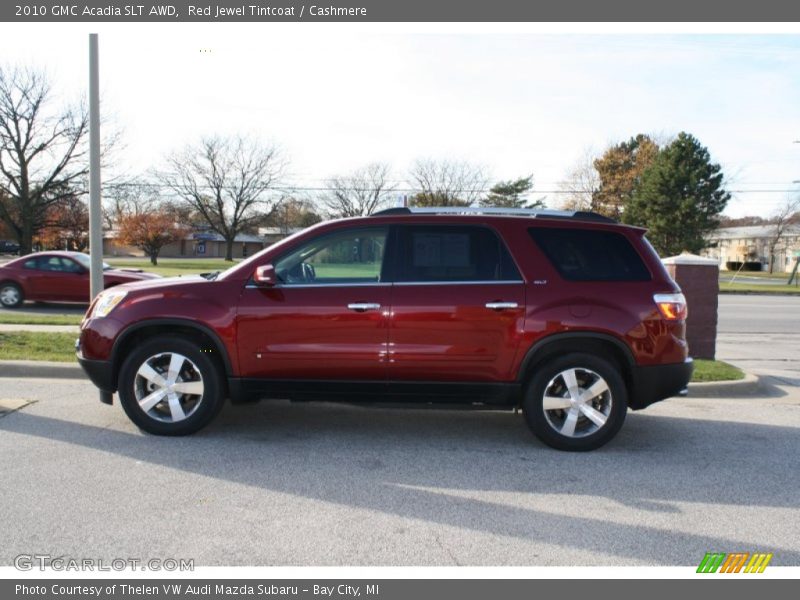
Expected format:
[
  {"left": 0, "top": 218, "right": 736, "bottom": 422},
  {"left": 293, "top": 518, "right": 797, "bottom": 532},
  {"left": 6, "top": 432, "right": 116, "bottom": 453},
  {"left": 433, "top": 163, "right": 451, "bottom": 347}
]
[
  {"left": 523, "top": 353, "right": 627, "bottom": 451},
  {"left": 117, "top": 336, "right": 224, "bottom": 435},
  {"left": 0, "top": 282, "right": 23, "bottom": 308}
]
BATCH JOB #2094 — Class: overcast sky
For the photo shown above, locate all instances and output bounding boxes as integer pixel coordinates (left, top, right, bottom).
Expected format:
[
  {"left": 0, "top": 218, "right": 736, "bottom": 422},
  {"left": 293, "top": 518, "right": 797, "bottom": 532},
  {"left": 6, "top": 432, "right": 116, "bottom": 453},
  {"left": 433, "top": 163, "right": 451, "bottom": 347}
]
[{"left": 2, "top": 24, "right": 800, "bottom": 217}]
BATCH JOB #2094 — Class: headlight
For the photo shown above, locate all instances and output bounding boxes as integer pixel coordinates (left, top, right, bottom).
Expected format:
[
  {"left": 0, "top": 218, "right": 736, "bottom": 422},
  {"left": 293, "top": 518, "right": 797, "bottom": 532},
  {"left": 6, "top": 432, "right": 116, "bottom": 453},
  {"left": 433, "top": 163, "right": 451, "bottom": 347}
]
[{"left": 91, "top": 290, "right": 127, "bottom": 318}]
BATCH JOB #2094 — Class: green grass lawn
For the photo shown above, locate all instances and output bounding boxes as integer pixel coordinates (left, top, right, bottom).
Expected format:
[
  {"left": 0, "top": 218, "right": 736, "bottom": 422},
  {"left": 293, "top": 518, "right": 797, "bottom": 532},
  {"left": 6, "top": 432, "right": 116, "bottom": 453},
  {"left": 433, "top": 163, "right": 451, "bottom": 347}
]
[
  {"left": 106, "top": 257, "right": 239, "bottom": 277},
  {"left": 311, "top": 263, "right": 381, "bottom": 279},
  {"left": 0, "top": 331, "right": 77, "bottom": 362},
  {"left": 721, "top": 270, "right": 790, "bottom": 280},
  {"left": 719, "top": 282, "right": 800, "bottom": 294},
  {"left": 691, "top": 359, "right": 745, "bottom": 382},
  {"left": 0, "top": 313, "right": 82, "bottom": 326}
]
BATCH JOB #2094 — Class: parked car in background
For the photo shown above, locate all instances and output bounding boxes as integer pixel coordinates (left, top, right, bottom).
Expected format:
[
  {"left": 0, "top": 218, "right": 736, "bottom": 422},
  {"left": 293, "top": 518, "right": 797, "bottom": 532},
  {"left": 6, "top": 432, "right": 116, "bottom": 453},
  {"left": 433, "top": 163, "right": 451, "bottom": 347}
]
[
  {"left": 76, "top": 207, "right": 692, "bottom": 451},
  {"left": 0, "top": 251, "right": 160, "bottom": 308},
  {"left": 0, "top": 240, "right": 20, "bottom": 255}
]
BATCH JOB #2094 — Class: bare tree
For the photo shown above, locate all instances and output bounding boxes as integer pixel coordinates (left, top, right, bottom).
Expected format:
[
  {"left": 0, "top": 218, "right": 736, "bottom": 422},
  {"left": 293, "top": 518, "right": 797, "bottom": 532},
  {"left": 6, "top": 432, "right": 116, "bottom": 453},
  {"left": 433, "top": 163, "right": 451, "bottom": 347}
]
[
  {"left": 102, "top": 179, "right": 162, "bottom": 229},
  {"left": 766, "top": 196, "right": 800, "bottom": 274},
  {"left": 160, "top": 135, "right": 285, "bottom": 261},
  {"left": 407, "top": 159, "right": 489, "bottom": 207},
  {"left": 558, "top": 148, "right": 600, "bottom": 211},
  {"left": 266, "top": 197, "right": 321, "bottom": 234},
  {"left": 0, "top": 66, "right": 89, "bottom": 255},
  {"left": 322, "top": 163, "right": 395, "bottom": 217}
]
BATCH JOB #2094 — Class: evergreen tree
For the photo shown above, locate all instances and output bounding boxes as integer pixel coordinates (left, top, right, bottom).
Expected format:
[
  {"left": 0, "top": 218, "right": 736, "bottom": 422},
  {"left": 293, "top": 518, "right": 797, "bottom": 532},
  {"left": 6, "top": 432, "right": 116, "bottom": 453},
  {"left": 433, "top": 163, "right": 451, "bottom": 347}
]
[
  {"left": 624, "top": 132, "right": 730, "bottom": 256},
  {"left": 480, "top": 175, "right": 543, "bottom": 208}
]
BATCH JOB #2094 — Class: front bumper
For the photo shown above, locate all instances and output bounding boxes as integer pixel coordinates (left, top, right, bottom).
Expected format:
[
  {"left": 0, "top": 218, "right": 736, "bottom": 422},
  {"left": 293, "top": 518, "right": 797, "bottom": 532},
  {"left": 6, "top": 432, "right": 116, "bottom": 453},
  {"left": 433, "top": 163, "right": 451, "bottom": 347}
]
[
  {"left": 629, "top": 358, "right": 693, "bottom": 410},
  {"left": 76, "top": 351, "right": 115, "bottom": 394}
]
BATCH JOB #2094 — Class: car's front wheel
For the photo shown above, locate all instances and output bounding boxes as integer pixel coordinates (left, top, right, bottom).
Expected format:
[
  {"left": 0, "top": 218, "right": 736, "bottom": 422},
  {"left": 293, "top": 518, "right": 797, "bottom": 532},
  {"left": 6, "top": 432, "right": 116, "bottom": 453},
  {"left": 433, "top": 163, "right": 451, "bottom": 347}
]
[
  {"left": 0, "top": 282, "right": 24, "bottom": 308},
  {"left": 117, "top": 336, "right": 225, "bottom": 435},
  {"left": 523, "top": 353, "right": 627, "bottom": 451}
]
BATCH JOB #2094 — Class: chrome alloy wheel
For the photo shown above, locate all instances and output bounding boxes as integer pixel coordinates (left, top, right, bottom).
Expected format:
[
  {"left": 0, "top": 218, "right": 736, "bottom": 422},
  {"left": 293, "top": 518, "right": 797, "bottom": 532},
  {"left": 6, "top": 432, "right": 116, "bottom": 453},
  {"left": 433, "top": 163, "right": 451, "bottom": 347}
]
[
  {"left": 541, "top": 367, "right": 613, "bottom": 438},
  {"left": 0, "top": 284, "right": 20, "bottom": 306},
  {"left": 134, "top": 352, "right": 204, "bottom": 423}
]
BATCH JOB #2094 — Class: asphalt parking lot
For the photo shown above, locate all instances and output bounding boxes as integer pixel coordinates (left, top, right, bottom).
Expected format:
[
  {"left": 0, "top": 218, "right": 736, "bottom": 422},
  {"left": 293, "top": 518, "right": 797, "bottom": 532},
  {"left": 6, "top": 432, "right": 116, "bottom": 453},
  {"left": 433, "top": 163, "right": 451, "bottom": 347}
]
[
  {"left": 716, "top": 295, "right": 800, "bottom": 384},
  {"left": 1, "top": 377, "right": 799, "bottom": 566}
]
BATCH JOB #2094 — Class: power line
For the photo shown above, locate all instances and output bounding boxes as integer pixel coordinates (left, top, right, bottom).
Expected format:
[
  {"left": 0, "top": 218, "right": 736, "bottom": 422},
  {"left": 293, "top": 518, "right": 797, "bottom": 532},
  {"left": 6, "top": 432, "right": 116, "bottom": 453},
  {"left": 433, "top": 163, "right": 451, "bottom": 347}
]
[{"left": 100, "top": 182, "right": 800, "bottom": 195}]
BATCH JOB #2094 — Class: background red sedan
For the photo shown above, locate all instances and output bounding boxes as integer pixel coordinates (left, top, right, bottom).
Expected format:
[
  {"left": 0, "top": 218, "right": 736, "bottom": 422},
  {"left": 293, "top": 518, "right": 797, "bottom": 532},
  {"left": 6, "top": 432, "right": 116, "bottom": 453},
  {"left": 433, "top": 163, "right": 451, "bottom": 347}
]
[{"left": 0, "top": 251, "right": 160, "bottom": 308}]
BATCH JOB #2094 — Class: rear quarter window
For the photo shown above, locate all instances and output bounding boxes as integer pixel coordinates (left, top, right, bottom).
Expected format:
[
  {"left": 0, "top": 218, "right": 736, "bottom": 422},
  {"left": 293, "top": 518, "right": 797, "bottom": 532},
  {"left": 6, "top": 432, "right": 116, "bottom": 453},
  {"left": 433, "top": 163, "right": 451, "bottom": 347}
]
[{"left": 529, "top": 227, "right": 651, "bottom": 282}]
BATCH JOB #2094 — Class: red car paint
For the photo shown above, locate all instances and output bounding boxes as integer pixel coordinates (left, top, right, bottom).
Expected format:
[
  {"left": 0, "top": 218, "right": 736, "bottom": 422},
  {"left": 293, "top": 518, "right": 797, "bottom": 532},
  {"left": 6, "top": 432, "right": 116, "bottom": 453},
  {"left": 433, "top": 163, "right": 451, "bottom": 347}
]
[
  {"left": 0, "top": 251, "right": 159, "bottom": 305},
  {"left": 76, "top": 211, "right": 693, "bottom": 448}
]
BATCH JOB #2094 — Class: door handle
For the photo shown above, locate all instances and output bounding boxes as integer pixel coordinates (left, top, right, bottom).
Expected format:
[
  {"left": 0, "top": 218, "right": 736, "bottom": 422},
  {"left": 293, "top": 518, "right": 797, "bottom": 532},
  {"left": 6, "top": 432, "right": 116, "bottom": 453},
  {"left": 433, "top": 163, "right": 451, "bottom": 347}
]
[
  {"left": 347, "top": 303, "right": 381, "bottom": 312},
  {"left": 485, "top": 301, "right": 519, "bottom": 310}
]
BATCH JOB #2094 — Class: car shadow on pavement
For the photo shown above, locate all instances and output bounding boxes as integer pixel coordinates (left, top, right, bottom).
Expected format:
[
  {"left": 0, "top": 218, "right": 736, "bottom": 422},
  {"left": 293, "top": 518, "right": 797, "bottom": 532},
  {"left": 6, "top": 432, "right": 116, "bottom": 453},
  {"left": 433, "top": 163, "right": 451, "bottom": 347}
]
[{"left": 2, "top": 401, "right": 799, "bottom": 566}]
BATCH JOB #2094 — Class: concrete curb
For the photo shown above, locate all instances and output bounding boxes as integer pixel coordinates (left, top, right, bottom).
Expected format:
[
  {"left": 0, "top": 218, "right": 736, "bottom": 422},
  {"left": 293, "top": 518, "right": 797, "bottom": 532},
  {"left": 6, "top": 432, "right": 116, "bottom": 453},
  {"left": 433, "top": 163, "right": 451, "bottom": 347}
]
[
  {"left": 686, "top": 372, "right": 763, "bottom": 397},
  {"left": 0, "top": 360, "right": 85, "bottom": 380}
]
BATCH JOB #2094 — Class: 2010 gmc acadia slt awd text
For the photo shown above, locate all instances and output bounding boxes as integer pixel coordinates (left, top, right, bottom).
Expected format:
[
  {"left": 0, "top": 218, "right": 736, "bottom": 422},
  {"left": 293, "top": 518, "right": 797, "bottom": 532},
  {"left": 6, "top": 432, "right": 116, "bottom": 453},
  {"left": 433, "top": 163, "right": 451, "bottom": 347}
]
[{"left": 77, "top": 207, "right": 693, "bottom": 451}]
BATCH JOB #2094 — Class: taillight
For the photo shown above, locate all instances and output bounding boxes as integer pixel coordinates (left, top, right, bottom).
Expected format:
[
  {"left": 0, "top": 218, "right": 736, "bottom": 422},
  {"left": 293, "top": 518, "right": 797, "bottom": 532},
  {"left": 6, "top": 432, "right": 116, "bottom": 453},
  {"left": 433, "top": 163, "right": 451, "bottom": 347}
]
[{"left": 654, "top": 293, "right": 687, "bottom": 321}]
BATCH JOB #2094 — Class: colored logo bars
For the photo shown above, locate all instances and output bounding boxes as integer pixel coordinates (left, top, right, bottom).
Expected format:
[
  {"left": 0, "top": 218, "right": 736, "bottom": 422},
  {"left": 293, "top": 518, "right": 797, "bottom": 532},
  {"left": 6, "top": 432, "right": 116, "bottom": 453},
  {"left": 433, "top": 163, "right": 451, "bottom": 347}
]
[{"left": 697, "top": 552, "right": 773, "bottom": 573}]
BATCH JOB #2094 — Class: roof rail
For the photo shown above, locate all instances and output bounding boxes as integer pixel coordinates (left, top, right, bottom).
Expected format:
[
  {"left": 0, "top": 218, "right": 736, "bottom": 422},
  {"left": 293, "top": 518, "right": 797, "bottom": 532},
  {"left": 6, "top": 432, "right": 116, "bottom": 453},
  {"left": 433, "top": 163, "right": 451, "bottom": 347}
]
[{"left": 371, "top": 206, "right": 616, "bottom": 223}]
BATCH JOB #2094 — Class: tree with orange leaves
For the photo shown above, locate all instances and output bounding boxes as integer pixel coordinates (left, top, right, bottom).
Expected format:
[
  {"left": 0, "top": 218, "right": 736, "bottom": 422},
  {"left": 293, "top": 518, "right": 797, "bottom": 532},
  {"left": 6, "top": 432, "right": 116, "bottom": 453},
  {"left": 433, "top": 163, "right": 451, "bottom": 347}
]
[
  {"left": 36, "top": 194, "right": 89, "bottom": 251},
  {"left": 117, "top": 208, "right": 189, "bottom": 265}
]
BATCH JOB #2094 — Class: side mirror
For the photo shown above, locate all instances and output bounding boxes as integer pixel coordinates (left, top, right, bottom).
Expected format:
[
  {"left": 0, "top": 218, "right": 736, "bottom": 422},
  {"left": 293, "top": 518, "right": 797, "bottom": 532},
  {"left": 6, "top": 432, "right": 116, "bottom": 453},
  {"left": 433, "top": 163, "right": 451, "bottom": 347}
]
[{"left": 254, "top": 264, "right": 277, "bottom": 286}]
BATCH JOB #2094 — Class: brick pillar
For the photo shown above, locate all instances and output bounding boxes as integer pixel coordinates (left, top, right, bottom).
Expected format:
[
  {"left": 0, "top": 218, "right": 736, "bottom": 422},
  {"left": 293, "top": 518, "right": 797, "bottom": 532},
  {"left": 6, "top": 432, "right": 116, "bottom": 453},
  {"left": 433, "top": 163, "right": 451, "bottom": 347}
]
[{"left": 662, "top": 253, "right": 719, "bottom": 360}]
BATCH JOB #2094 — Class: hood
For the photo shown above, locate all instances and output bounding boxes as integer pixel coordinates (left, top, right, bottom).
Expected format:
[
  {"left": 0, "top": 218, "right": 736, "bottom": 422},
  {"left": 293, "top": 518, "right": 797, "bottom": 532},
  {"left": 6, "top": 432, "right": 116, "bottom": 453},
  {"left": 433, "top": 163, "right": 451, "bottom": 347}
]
[
  {"left": 105, "top": 268, "right": 161, "bottom": 280},
  {"left": 112, "top": 273, "right": 207, "bottom": 292}
]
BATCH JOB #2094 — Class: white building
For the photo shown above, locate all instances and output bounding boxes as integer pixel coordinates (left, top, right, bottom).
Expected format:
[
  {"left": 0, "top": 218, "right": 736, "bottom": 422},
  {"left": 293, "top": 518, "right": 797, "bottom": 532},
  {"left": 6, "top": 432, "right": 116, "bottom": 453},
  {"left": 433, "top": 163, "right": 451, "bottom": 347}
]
[{"left": 702, "top": 225, "right": 800, "bottom": 272}]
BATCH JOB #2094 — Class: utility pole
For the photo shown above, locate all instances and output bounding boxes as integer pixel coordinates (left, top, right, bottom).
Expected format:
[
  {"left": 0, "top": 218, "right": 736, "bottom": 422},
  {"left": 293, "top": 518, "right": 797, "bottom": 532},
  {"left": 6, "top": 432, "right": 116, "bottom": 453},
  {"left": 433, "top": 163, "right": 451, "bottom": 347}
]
[{"left": 88, "top": 34, "right": 103, "bottom": 300}]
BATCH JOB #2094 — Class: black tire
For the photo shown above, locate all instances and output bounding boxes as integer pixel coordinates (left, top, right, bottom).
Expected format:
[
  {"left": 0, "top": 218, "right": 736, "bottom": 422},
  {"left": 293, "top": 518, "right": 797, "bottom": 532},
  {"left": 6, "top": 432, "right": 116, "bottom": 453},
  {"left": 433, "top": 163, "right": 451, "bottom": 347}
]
[
  {"left": 0, "top": 281, "right": 24, "bottom": 308},
  {"left": 117, "top": 335, "right": 225, "bottom": 436},
  {"left": 522, "top": 353, "right": 627, "bottom": 451}
]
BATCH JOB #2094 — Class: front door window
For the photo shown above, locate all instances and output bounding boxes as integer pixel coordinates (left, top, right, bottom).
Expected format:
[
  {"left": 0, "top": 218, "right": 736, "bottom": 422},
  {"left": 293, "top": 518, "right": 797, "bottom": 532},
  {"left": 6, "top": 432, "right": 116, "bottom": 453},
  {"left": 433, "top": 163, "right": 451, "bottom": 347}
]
[{"left": 274, "top": 227, "right": 389, "bottom": 286}]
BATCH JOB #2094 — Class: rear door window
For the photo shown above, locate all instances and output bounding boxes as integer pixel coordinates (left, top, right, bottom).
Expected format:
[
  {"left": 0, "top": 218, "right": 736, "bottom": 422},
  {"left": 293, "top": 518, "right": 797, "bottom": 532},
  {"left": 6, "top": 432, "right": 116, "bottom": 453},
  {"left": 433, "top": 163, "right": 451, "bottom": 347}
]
[
  {"left": 529, "top": 228, "right": 651, "bottom": 281},
  {"left": 396, "top": 225, "right": 521, "bottom": 283}
]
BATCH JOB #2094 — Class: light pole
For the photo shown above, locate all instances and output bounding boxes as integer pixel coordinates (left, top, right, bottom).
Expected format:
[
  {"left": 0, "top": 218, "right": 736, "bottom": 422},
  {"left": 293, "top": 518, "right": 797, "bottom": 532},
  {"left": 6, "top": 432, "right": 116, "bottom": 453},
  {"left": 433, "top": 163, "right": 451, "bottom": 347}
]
[{"left": 88, "top": 34, "right": 103, "bottom": 300}]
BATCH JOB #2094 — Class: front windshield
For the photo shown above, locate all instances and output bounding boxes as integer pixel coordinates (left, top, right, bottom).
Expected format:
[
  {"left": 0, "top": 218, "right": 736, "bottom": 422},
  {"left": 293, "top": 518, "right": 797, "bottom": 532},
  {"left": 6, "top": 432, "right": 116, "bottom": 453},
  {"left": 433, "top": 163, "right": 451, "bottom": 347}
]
[{"left": 72, "top": 253, "right": 111, "bottom": 270}]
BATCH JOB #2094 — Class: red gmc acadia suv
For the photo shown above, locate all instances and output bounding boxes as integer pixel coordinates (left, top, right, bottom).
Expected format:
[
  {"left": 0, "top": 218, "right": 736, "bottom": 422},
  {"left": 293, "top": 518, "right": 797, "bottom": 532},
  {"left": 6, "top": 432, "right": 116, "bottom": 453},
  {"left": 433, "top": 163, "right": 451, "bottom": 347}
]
[{"left": 77, "top": 207, "right": 693, "bottom": 451}]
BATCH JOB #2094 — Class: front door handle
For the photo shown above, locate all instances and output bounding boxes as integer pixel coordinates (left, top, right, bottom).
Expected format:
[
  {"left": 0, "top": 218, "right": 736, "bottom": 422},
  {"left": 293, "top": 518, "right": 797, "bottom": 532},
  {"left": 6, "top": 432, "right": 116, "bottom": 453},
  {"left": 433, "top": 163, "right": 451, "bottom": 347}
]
[
  {"left": 347, "top": 303, "right": 381, "bottom": 312},
  {"left": 485, "top": 301, "right": 519, "bottom": 310}
]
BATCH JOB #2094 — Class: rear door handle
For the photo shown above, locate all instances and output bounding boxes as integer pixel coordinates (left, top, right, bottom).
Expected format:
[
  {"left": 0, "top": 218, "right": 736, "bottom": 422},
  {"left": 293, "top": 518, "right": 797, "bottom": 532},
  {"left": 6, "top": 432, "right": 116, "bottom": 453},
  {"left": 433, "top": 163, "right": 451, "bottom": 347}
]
[
  {"left": 485, "top": 301, "right": 519, "bottom": 310},
  {"left": 347, "top": 303, "right": 381, "bottom": 312}
]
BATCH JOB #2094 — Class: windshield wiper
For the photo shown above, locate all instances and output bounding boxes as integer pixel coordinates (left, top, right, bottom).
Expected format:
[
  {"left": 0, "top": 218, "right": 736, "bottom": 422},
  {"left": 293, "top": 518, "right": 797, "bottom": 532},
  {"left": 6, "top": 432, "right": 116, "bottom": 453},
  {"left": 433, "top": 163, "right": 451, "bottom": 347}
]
[{"left": 201, "top": 271, "right": 221, "bottom": 281}]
